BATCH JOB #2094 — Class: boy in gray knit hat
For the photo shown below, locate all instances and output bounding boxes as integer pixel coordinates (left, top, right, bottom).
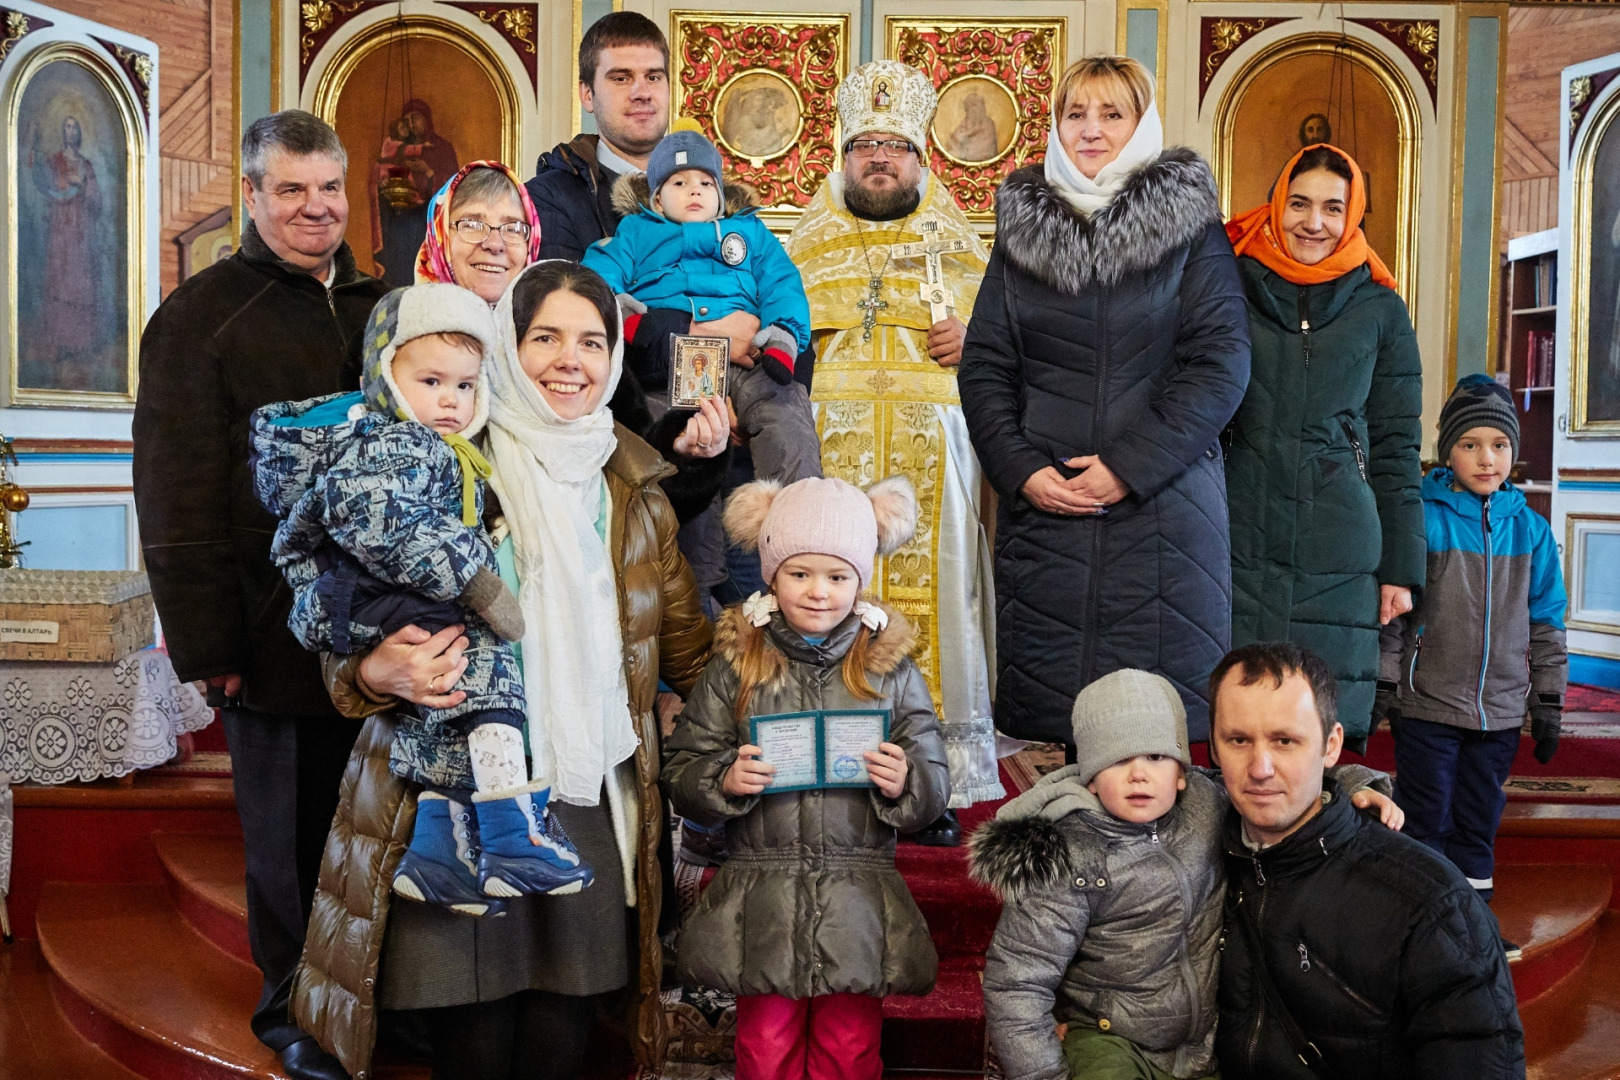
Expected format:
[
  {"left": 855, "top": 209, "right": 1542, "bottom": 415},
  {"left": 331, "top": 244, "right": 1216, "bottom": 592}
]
[
  {"left": 971, "top": 669, "right": 1399, "bottom": 1080},
  {"left": 1378, "top": 373, "right": 1567, "bottom": 941}
]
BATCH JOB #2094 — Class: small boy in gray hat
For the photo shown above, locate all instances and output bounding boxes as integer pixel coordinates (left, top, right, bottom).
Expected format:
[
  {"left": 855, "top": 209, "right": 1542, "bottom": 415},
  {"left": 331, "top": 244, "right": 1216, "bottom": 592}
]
[{"left": 971, "top": 669, "right": 1400, "bottom": 1080}]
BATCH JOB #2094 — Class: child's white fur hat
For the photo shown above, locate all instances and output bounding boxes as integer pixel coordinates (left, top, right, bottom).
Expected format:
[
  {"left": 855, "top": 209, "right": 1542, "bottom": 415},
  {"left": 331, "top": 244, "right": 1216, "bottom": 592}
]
[{"left": 723, "top": 475, "right": 916, "bottom": 591}]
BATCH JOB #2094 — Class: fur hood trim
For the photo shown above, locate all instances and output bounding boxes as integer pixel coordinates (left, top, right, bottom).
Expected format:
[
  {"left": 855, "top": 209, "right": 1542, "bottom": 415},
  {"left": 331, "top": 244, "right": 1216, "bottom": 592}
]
[
  {"left": 712, "top": 601, "right": 915, "bottom": 674},
  {"left": 968, "top": 815, "right": 1074, "bottom": 898},
  {"left": 994, "top": 147, "right": 1221, "bottom": 294},
  {"left": 610, "top": 171, "right": 761, "bottom": 220}
]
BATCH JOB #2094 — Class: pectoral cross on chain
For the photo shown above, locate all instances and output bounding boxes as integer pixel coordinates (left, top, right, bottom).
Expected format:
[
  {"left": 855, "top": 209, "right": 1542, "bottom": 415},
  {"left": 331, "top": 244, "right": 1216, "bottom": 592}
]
[
  {"left": 891, "top": 215, "right": 972, "bottom": 323},
  {"left": 856, "top": 279, "right": 888, "bottom": 342}
]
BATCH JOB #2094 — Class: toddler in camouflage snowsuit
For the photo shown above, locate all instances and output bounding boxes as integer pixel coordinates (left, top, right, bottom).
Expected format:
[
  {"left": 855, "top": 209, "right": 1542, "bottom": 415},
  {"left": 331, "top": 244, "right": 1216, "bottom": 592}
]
[{"left": 249, "top": 283, "right": 593, "bottom": 916}]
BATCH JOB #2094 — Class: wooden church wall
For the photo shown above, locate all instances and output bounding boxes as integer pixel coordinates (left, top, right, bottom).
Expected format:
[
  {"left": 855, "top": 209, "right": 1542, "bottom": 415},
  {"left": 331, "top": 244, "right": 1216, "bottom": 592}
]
[{"left": 1503, "top": 6, "right": 1620, "bottom": 243}]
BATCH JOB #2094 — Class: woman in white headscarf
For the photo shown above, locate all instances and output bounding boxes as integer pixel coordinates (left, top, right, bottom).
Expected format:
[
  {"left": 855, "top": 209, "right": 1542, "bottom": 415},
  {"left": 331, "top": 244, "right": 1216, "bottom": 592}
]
[
  {"left": 958, "top": 55, "right": 1251, "bottom": 751},
  {"left": 294, "top": 261, "right": 712, "bottom": 1080}
]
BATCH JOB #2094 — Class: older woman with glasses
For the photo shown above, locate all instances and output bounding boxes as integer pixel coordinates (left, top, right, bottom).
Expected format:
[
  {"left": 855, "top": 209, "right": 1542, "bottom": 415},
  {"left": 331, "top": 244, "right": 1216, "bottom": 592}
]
[{"left": 416, "top": 161, "right": 731, "bottom": 492}]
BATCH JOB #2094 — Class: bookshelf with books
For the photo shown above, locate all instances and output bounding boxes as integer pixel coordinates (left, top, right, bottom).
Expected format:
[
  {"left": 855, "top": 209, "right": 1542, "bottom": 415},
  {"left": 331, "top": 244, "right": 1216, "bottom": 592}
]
[{"left": 1500, "top": 228, "right": 1558, "bottom": 518}]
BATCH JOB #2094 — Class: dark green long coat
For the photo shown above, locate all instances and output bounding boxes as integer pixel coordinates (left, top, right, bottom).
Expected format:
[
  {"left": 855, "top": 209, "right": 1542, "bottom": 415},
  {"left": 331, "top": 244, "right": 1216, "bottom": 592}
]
[{"left": 1227, "top": 258, "right": 1425, "bottom": 742}]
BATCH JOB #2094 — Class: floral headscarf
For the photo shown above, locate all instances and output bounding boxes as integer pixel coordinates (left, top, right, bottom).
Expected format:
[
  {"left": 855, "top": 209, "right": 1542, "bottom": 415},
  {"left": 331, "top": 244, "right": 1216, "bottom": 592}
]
[{"left": 415, "top": 160, "right": 543, "bottom": 287}]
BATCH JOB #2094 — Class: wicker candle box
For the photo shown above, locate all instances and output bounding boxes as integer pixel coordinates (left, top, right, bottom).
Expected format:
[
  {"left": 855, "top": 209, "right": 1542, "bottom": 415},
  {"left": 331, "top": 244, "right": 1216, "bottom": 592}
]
[{"left": 0, "top": 569, "right": 155, "bottom": 662}]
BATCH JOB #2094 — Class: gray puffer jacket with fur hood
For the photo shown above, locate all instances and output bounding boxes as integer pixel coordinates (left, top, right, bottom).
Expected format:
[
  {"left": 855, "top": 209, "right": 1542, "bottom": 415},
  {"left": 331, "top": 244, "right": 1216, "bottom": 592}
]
[
  {"left": 971, "top": 762, "right": 1390, "bottom": 1080},
  {"left": 662, "top": 602, "right": 949, "bottom": 1000}
]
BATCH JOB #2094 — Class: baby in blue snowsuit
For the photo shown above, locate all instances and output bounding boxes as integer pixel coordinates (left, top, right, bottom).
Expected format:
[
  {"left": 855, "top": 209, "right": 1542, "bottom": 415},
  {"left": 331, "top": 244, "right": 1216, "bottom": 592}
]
[
  {"left": 582, "top": 121, "right": 823, "bottom": 488},
  {"left": 249, "top": 283, "right": 592, "bottom": 916}
]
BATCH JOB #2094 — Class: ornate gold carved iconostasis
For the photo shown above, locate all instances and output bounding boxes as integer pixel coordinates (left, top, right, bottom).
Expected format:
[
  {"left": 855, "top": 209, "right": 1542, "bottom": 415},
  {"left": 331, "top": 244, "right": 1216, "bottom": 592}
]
[{"left": 257, "top": 0, "right": 1507, "bottom": 447}]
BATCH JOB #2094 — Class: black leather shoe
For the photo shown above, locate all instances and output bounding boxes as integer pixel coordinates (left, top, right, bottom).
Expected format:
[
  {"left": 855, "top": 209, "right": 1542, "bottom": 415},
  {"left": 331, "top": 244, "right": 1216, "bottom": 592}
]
[
  {"left": 281, "top": 1036, "right": 350, "bottom": 1080},
  {"left": 907, "top": 808, "right": 961, "bottom": 847}
]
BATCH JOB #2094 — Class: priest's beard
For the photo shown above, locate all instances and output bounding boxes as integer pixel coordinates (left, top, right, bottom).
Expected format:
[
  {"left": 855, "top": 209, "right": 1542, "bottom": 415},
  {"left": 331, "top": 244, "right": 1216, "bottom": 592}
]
[{"left": 844, "top": 175, "right": 921, "bottom": 220}]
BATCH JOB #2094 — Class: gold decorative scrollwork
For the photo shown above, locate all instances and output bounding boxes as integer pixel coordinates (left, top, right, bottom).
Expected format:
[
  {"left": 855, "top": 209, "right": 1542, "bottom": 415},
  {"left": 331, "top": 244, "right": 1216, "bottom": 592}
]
[
  {"left": 670, "top": 12, "right": 849, "bottom": 214},
  {"left": 0, "top": 9, "right": 47, "bottom": 67},
  {"left": 1351, "top": 19, "right": 1440, "bottom": 109},
  {"left": 886, "top": 17, "right": 1065, "bottom": 221},
  {"left": 301, "top": 0, "right": 369, "bottom": 65},
  {"left": 1198, "top": 17, "right": 1294, "bottom": 106},
  {"left": 474, "top": 7, "right": 535, "bottom": 54}
]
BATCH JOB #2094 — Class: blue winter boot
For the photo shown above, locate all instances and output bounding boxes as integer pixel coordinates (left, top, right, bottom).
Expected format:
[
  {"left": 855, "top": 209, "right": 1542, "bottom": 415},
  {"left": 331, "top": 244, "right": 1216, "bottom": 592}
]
[
  {"left": 474, "top": 782, "right": 594, "bottom": 897},
  {"left": 393, "top": 792, "right": 507, "bottom": 916}
]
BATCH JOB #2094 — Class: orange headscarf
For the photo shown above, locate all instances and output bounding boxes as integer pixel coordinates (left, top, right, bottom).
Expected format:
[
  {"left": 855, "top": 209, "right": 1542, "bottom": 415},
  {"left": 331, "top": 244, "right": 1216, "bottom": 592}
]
[{"left": 1224, "top": 143, "right": 1397, "bottom": 290}]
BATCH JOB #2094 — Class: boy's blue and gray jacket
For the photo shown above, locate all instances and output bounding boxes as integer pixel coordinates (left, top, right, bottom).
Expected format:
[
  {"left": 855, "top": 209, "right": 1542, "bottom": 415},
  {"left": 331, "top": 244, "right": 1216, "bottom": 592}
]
[
  {"left": 1379, "top": 469, "right": 1567, "bottom": 731},
  {"left": 581, "top": 174, "right": 811, "bottom": 353},
  {"left": 970, "top": 762, "right": 1390, "bottom": 1080}
]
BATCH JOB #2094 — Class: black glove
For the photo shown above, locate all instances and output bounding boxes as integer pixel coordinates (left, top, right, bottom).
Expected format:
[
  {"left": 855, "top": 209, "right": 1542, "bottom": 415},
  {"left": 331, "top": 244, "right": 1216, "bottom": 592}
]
[
  {"left": 1530, "top": 693, "right": 1562, "bottom": 765},
  {"left": 1374, "top": 679, "right": 1401, "bottom": 732},
  {"left": 1342, "top": 732, "right": 1369, "bottom": 757},
  {"left": 753, "top": 325, "right": 798, "bottom": 385}
]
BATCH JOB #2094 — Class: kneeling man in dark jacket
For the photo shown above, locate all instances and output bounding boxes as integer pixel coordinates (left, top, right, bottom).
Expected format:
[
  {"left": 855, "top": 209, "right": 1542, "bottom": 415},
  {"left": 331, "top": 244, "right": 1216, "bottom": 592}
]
[{"left": 1210, "top": 642, "right": 1524, "bottom": 1080}]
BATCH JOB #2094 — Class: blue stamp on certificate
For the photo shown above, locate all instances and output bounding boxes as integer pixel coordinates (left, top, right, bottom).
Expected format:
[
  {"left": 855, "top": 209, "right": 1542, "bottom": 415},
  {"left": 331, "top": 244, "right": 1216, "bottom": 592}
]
[{"left": 748, "top": 709, "right": 891, "bottom": 792}]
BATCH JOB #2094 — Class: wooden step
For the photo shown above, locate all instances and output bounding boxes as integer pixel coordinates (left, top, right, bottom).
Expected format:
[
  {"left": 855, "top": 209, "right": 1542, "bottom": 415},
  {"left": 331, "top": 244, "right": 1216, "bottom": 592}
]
[
  {"left": 35, "top": 881, "right": 286, "bottom": 1080},
  {"left": 8, "top": 774, "right": 239, "bottom": 940},
  {"left": 1521, "top": 910, "right": 1620, "bottom": 1080},
  {"left": 154, "top": 833, "right": 252, "bottom": 965},
  {"left": 1494, "top": 864, "right": 1612, "bottom": 1004},
  {"left": 881, "top": 967, "right": 986, "bottom": 1073},
  {"left": 0, "top": 939, "right": 146, "bottom": 1080}
]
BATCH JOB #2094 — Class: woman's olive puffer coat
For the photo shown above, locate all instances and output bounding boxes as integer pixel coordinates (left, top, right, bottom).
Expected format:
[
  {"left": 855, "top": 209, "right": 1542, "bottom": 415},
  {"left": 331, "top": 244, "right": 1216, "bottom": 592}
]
[
  {"left": 1226, "top": 259, "right": 1425, "bottom": 745},
  {"left": 662, "top": 604, "right": 950, "bottom": 999},
  {"left": 959, "top": 152, "right": 1251, "bottom": 743}
]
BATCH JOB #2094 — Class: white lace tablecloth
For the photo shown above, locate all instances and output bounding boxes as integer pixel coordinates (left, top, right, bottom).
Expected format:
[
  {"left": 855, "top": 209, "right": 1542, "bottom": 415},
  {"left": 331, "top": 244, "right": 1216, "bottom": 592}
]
[{"left": 0, "top": 649, "right": 214, "bottom": 785}]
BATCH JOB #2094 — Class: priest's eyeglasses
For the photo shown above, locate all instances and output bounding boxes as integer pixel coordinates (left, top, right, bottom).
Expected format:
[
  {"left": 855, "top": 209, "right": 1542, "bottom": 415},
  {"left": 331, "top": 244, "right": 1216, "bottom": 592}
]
[
  {"left": 452, "top": 218, "right": 532, "bottom": 245},
  {"left": 844, "top": 138, "right": 916, "bottom": 158}
]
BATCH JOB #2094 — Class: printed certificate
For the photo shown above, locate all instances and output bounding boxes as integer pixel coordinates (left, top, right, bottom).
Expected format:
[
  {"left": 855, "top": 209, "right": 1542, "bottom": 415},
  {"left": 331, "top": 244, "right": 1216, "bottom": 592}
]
[
  {"left": 821, "top": 710, "right": 889, "bottom": 787},
  {"left": 748, "top": 709, "right": 893, "bottom": 793},
  {"left": 749, "top": 711, "right": 821, "bottom": 792}
]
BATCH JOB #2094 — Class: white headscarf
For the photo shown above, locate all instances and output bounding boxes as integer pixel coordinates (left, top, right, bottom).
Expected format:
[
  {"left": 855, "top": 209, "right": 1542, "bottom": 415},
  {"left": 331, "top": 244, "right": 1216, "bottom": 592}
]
[
  {"left": 1043, "top": 100, "right": 1164, "bottom": 216},
  {"left": 484, "top": 261, "right": 638, "bottom": 808}
]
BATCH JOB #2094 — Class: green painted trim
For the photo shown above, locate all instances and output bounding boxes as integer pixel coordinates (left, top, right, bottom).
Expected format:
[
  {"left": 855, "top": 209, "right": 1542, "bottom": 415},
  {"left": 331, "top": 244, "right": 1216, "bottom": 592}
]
[
  {"left": 1126, "top": 9, "right": 1159, "bottom": 78},
  {"left": 1454, "top": 15, "right": 1500, "bottom": 380},
  {"left": 861, "top": 0, "right": 873, "bottom": 64},
  {"left": 238, "top": 0, "right": 272, "bottom": 129}
]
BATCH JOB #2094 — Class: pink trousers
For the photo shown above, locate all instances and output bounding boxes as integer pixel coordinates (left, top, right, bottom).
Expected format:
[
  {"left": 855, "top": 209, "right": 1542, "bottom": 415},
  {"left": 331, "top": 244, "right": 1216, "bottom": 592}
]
[{"left": 733, "top": 992, "right": 884, "bottom": 1080}]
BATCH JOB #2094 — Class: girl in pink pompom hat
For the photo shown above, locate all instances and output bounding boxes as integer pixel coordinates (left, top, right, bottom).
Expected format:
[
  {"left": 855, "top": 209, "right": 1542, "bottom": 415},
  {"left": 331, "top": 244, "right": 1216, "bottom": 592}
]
[{"left": 662, "top": 475, "right": 951, "bottom": 1079}]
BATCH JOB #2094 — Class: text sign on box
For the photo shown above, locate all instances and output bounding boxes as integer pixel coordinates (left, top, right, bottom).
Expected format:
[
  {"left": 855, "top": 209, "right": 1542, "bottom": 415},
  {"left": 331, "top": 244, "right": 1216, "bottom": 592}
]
[{"left": 0, "top": 619, "right": 60, "bottom": 643}]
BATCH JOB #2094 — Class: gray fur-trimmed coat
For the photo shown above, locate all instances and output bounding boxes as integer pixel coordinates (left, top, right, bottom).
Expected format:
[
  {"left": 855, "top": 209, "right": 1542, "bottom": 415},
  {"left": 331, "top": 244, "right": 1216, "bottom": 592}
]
[
  {"left": 662, "top": 603, "right": 949, "bottom": 1000},
  {"left": 971, "top": 763, "right": 1392, "bottom": 1080},
  {"left": 959, "top": 151, "right": 1252, "bottom": 743}
]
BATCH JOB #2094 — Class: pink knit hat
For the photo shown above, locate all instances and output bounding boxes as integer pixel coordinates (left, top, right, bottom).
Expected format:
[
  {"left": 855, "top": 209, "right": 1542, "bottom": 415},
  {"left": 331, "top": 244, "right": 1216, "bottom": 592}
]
[{"left": 724, "top": 476, "right": 917, "bottom": 591}]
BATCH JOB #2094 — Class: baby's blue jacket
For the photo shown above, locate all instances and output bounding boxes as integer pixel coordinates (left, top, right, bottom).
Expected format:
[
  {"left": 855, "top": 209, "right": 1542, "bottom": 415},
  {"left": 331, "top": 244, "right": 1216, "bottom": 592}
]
[{"left": 582, "top": 175, "right": 811, "bottom": 351}]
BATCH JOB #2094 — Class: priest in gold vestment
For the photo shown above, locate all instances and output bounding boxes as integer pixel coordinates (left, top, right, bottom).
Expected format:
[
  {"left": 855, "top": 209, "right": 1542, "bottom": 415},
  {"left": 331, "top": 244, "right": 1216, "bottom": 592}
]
[{"left": 786, "top": 61, "right": 1003, "bottom": 835}]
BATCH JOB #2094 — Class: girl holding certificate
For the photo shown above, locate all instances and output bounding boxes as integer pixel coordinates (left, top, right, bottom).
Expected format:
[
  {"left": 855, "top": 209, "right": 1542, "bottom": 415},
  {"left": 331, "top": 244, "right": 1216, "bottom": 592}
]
[{"left": 662, "top": 475, "right": 951, "bottom": 1080}]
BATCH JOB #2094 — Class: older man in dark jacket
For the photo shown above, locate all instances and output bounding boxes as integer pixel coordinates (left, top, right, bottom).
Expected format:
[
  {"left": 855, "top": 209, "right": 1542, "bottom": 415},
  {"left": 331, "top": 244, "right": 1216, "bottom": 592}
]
[
  {"left": 133, "top": 111, "right": 389, "bottom": 1080},
  {"left": 1210, "top": 642, "right": 1524, "bottom": 1080}
]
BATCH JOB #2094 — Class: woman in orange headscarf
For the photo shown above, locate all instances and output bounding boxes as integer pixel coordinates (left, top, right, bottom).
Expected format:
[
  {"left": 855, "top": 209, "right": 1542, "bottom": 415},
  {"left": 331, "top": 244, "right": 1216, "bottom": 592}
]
[{"left": 1223, "top": 143, "right": 1425, "bottom": 753}]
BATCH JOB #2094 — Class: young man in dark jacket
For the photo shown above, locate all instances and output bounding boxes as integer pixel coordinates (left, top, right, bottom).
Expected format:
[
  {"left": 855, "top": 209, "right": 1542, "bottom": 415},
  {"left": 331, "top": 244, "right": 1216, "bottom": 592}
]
[
  {"left": 132, "top": 111, "right": 389, "bottom": 1080},
  {"left": 1210, "top": 642, "right": 1524, "bottom": 1080},
  {"left": 526, "top": 11, "right": 766, "bottom": 389}
]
